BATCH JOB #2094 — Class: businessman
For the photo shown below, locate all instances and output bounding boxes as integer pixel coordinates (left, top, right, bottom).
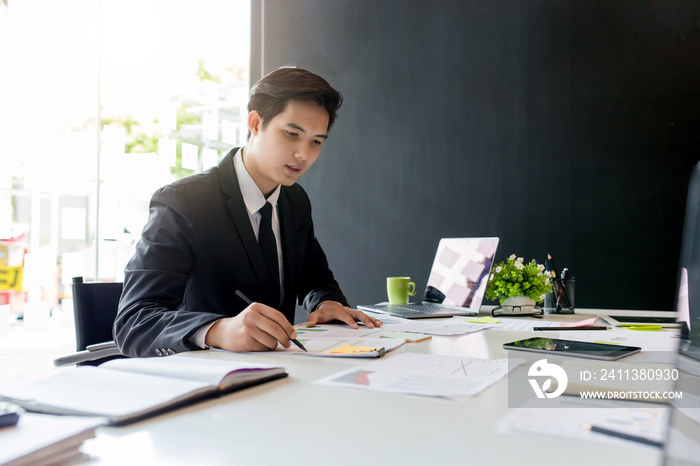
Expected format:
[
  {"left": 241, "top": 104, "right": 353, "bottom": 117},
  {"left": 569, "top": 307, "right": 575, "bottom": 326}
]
[{"left": 115, "top": 67, "right": 381, "bottom": 357}]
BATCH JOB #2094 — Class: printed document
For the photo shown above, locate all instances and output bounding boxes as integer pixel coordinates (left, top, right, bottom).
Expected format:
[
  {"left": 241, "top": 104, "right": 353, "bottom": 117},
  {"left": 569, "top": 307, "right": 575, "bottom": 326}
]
[{"left": 315, "top": 353, "right": 516, "bottom": 400}]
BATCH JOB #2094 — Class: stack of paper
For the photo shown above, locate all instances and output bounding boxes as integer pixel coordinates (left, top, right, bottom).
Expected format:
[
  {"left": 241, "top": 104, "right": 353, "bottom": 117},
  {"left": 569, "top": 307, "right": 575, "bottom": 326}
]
[{"left": 0, "top": 413, "right": 103, "bottom": 466}]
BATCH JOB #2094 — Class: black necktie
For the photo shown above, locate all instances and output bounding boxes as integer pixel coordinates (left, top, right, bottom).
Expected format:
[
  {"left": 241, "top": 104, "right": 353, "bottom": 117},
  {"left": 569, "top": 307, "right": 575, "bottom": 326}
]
[{"left": 258, "top": 202, "right": 280, "bottom": 308}]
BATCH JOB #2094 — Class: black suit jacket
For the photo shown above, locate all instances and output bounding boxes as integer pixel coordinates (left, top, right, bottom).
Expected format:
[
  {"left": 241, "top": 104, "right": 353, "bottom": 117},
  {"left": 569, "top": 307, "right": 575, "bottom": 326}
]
[{"left": 114, "top": 149, "right": 348, "bottom": 357}]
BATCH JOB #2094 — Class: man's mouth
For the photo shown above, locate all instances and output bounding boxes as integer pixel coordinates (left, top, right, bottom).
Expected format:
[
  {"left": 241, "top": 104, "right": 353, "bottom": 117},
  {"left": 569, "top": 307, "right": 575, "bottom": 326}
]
[{"left": 285, "top": 165, "right": 302, "bottom": 174}]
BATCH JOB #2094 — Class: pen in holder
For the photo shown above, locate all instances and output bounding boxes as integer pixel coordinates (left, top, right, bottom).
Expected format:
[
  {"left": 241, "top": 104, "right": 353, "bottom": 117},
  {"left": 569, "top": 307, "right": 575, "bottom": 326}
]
[{"left": 544, "top": 277, "right": 575, "bottom": 314}]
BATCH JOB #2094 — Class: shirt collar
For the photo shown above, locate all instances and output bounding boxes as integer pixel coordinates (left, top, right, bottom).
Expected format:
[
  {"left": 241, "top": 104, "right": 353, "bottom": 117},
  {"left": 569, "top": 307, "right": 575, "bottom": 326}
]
[{"left": 233, "top": 148, "right": 281, "bottom": 214}]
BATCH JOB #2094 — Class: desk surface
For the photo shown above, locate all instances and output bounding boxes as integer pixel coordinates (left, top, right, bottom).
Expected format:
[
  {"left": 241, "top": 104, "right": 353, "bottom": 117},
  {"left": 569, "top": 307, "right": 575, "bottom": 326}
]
[{"left": 64, "top": 308, "right": 677, "bottom": 466}]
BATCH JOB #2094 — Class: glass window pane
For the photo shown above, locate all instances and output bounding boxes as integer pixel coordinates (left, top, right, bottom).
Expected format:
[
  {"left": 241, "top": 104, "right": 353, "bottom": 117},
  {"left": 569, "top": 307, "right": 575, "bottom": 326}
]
[
  {"left": 0, "top": 0, "right": 98, "bottom": 322},
  {"left": 0, "top": 0, "right": 250, "bottom": 383},
  {"left": 99, "top": 0, "right": 251, "bottom": 282}
]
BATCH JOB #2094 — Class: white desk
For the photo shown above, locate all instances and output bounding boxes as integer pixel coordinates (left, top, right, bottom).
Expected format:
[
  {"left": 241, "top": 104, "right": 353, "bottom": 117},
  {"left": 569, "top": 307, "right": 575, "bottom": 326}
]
[{"left": 74, "top": 309, "right": 674, "bottom": 465}]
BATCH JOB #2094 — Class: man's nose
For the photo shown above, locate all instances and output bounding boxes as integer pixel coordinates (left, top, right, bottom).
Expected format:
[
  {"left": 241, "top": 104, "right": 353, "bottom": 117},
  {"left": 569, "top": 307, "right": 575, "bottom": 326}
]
[{"left": 295, "top": 143, "right": 310, "bottom": 161}]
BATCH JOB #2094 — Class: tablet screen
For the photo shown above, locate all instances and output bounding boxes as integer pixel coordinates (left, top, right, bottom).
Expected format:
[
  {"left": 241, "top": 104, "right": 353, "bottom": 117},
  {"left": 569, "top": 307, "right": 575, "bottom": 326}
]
[{"left": 503, "top": 337, "right": 641, "bottom": 360}]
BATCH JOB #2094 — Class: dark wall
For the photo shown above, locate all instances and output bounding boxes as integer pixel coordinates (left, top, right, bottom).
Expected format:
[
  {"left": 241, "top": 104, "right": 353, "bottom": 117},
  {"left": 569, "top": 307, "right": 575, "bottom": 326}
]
[{"left": 253, "top": 0, "right": 700, "bottom": 311}]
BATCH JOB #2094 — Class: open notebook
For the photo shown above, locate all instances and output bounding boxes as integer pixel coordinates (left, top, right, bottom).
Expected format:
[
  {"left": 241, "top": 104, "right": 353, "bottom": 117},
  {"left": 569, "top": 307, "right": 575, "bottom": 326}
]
[{"left": 0, "top": 354, "right": 286, "bottom": 425}]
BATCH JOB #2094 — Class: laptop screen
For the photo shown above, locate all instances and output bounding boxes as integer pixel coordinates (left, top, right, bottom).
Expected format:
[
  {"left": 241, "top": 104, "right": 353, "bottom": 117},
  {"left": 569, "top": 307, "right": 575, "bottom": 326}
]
[{"left": 423, "top": 237, "right": 499, "bottom": 309}]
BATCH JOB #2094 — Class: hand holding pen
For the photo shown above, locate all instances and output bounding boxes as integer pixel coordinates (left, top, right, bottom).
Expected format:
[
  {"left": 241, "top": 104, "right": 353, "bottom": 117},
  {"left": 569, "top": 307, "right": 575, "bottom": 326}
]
[
  {"left": 203, "top": 291, "right": 307, "bottom": 352},
  {"left": 235, "top": 291, "right": 307, "bottom": 352}
]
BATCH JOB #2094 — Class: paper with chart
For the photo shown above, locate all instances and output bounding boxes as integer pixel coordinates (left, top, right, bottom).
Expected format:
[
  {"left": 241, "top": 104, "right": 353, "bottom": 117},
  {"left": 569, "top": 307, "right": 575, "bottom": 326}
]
[
  {"left": 294, "top": 323, "right": 397, "bottom": 339},
  {"left": 410, "top": 319, "right": 497, "bottom": 336},
  {"left": 354, "top": 314, "right": 497, "bottom": 336},
  {"left": 452, "top": 317, "right": 607, "bottom": 332},
  {"left": 315, "top": 353, "right": 516, "bottom": 400},
  {"left": 482, "top": 318, "right": 572, "bottom": 331},
  {"left": 500, "top": 396, "right": 669, "bottom": 448},
  {"left": 272, "top": 336, "right": 405, "bottom": 357},
  {"left": 447, "top": 317, "right": 562, "bottom": 332}
]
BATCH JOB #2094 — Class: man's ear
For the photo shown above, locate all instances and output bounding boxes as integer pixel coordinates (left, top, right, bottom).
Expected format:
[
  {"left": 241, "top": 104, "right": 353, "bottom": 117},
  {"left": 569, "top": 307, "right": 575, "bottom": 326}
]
[{"left": 248, "top": 111, "right": 263, "bottom": 137}]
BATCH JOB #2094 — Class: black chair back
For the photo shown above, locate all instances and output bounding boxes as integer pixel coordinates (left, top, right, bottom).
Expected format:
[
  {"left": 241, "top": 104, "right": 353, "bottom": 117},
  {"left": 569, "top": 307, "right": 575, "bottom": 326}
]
[{"left": 72, "top": 276, "right": 123, "bottom": 352}]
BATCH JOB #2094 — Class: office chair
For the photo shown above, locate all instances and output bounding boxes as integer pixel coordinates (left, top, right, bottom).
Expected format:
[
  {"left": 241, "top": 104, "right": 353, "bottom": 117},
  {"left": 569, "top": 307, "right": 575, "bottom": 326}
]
[{"left": 53, "top": 276, "right": 125, "bottom": 367}]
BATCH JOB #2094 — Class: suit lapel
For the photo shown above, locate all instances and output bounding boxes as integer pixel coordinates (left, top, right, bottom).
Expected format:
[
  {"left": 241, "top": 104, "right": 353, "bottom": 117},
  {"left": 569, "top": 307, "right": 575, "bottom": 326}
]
[{"left": 218, "top": 149, "right": 269, "bottom": 297}]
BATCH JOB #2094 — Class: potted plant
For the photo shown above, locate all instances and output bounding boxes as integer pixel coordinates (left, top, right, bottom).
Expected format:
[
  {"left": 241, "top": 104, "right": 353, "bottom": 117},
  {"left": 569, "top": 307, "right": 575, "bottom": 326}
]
[{"left": 485, "top": 255, "right": 554, "bottom": 315}]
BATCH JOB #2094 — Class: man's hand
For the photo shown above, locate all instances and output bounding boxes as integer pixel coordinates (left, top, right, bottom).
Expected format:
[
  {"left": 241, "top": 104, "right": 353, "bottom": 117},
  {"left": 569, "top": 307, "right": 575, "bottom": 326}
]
[
  {"left": 205, "top": 303, "right": 297, "bottom": 352},
  {"left": 306, "top": 301, "right": 383, "bottom": 329}
]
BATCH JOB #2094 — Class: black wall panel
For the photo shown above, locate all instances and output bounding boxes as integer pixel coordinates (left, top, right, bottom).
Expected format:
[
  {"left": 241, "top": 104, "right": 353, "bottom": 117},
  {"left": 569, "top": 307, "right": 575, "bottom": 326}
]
[{"left": 253, "top": 0, "right": 700, "bottom": 311}]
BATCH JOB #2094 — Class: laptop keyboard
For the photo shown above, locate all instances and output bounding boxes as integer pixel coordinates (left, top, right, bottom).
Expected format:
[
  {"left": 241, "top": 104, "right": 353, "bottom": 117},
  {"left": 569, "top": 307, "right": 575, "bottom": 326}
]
[{"left": 398, "top": 303, "right": 449, "bottom": 314}]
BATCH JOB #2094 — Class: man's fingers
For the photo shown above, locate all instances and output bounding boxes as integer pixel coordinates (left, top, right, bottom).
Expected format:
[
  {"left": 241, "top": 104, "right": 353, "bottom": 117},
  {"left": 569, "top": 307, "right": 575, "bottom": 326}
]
[
  {"left": 251, "top": 328, "right": 286, "bottom": 350},
  {"left": 354, "top": 311, "right": 382, "bottom": 328},
  {"left": 246, "top": 303, "right": 297, "bottom": 338},
  {"left": 306, "top": 303, "right": 383, "bottom": 331},
  {"left": 335, "top": 312, "right": 359, "bottom": 329},
  {"left": 245, "top": 335, "right": 278, "bottom": 352},
  {"left": 254, "top": 314, "right": 293, "bottom": 348},
  {"left": 240, "top": 304, "right": 295, "bottom": 348}
]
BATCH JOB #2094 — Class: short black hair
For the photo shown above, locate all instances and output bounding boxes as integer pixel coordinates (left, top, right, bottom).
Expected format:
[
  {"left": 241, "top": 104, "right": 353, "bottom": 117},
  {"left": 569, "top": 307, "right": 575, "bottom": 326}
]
[{"left": 248, "top": 67, "right": 343, "bottom": 135}]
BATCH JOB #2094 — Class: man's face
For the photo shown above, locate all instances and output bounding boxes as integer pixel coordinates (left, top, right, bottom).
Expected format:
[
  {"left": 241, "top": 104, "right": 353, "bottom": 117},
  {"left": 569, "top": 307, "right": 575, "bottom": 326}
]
[{"left": 245, "top": 100, "right": 330, "bottom": 196}]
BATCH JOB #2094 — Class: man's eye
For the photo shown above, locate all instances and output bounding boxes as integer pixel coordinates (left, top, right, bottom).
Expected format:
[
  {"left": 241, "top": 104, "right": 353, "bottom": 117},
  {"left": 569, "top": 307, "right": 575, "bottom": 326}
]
[
  {"left": 286, "top": 131, "right": 298, "bottom": 138},
  {"left": 312, "top": 139, "right": 322, "bottom": 146}
]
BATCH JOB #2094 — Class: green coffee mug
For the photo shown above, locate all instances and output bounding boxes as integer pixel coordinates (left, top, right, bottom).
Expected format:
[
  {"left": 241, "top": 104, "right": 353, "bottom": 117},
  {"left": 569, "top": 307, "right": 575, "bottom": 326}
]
[{"left": 387, "top": 277, "right": 417, "bottom": 305}]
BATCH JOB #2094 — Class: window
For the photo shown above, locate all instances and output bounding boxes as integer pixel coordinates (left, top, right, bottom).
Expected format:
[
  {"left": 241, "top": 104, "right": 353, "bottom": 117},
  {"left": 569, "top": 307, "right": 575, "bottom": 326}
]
[{"left": 0, "top": 0, "right": 250, "bottom": 371}]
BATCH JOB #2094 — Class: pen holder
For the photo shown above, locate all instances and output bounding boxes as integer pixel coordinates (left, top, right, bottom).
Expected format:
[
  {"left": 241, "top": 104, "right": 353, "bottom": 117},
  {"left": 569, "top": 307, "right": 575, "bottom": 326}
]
[{"left": 544, "top": 278, "right": 575, "bottom": 314}]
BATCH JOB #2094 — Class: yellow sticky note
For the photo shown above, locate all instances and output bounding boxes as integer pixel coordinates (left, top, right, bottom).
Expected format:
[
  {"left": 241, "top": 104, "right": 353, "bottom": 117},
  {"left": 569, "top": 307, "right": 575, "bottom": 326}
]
[
  {"left": 329, "top": 345, "right": 377, "bottom": 354},
  {"left": 466, "top": 316, "right": 501, "bottom": 324}
]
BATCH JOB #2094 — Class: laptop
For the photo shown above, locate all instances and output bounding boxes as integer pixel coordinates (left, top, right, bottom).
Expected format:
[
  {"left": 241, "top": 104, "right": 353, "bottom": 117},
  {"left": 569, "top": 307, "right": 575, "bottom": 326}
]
[{"left": 358, "top": 237, "right": 499, "bottom": 319}]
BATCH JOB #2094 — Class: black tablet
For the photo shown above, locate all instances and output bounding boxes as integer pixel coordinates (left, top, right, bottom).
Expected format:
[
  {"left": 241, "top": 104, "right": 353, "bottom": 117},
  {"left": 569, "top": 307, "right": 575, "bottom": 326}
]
[{"left": 503, "top": 337, "right": 641, "bottom": 361}]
